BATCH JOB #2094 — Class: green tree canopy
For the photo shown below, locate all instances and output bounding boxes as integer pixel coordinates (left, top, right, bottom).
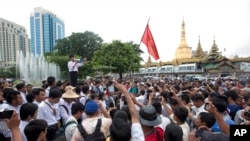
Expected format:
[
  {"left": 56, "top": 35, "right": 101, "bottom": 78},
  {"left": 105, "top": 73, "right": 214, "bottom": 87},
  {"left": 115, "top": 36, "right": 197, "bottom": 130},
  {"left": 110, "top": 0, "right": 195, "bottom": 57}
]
[
  {"left": 45, "top": 31, "right": 103, "bottom": 79},
  {"left": 92, "top": 40, "right": 142, "bottom": 78},
  {"left": 55, "top": 31, "right": 103, "bottom": 60}
]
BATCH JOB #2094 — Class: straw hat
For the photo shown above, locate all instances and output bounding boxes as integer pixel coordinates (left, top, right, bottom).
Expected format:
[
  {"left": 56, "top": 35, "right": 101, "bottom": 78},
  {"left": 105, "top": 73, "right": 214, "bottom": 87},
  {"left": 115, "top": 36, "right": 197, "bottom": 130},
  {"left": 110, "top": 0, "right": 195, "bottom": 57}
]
[{"left": 62, "top": 86, "right": 79, "bottom": 98}]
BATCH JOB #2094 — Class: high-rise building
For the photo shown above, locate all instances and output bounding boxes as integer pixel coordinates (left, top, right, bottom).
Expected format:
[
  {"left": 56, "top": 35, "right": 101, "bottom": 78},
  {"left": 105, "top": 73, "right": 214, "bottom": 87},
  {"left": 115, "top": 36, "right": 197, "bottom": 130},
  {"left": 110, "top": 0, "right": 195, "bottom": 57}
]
[
  {"left": 30, "top": 7, "right": 65, "bottom": 55},
  {"left": 0, "top": 18, "right": 29, "bottom": 67}
]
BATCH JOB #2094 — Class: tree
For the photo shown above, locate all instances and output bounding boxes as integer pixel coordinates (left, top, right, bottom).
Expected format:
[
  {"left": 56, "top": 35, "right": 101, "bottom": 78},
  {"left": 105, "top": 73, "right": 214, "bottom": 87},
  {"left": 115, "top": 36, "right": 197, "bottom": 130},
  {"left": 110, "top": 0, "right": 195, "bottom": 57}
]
[
  {"left": 0, "top": 67, "right": 16, "bottom": 78},
  {"left": 55, "top": 31, "right": 103, "bottom": 60},
  {"left": 92, "top": 40, "right": 142, "bottom": 79},
  {"left": 45, "top": 31, "right": 103, "bottom": 79}
]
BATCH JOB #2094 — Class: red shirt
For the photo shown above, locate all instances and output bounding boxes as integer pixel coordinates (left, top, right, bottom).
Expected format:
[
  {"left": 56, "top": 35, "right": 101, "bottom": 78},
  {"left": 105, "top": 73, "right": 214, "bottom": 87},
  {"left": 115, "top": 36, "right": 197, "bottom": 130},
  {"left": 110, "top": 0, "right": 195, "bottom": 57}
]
[{"left": 145, "top": 127, "right": 164, "bottom": 141}]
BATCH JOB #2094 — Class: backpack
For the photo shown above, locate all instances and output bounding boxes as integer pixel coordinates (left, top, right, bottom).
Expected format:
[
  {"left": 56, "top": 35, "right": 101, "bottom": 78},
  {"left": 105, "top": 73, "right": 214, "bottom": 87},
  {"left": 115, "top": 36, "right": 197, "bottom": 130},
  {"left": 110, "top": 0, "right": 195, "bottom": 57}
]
[
  {"left": 77, "top": 118, "right": 106, "bottom": 141},
  {"left": 63, "top": 120, "right": 78, "bottom": 131},
  {"left": 59, "top": 105, "right": 69, "bottom": 125}
]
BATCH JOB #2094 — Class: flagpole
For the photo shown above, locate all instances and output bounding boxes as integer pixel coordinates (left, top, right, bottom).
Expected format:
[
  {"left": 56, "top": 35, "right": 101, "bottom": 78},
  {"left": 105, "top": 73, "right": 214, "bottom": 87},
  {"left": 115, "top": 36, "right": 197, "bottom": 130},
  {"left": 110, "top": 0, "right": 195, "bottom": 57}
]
[
  {"left": 139, "top": 17, "right": 151, "bottom": 62},
  {"left": 139, "top": 17, "right": 151, "bottom": 46}
]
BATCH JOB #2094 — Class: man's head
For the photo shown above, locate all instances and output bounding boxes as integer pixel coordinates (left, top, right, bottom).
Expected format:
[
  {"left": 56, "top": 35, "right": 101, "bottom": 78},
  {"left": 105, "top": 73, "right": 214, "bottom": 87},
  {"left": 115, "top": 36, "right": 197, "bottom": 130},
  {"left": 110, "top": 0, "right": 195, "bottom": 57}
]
[
  {"left": 84, "top": 100, "right": 99, "bottom": 116},
  {"left": 69, "top": 54, "right": 75, "bottom": 61},
  {"left": 16, "top": 83, "right": 26, "bottom": 93},
  {"left": 5, "top": 89, "right": 23, "bottom": 106},
  {"left": 32, "top": 88, "right": 46, "bottom": 102},
  {"left": 139, "top": 105, "right": 162, "bottom": 127},
  {"left": 71, "top": 102, "right": 84, "bottom": 119},
  {"left": 48, "top": 87, "right": 62, "bottom": 104},
  {"left": 24, "top": 119, "right": 48, "bottom": 141},
  {"left": 194, "top": 112, "right": 216, "bottom": 128},
  {"left": 20, "top": 103, "right": 38, "bottom": 121},
  {"left": 211, "top": 96, "right": 228, "bottom": 113},
  {"left": 191, "top": 94, "right": 205, "bottom": 108},
  {"left": 110, "top": 118, "right": 131, "bottom": 141},
  {"left": 26, "top": 84, "right": 33, "bottom": 93},
  {"left": 47, "top": 76, "right": 56, "bottom": 87},
  {"left": 164, "top": 123, "right": 183, "bottom": 141}
]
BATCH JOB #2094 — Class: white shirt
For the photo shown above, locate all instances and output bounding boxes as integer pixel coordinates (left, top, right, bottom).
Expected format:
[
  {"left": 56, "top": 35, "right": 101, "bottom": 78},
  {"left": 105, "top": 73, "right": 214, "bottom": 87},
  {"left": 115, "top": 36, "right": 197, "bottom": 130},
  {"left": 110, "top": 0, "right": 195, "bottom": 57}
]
[
  {"left": 19, "top": 91, "right": 27, "bottom": 104},
  {"left": 68, "top": 60, "right": 83, "bottom": 72},
  {"left": 37, "top": 100, "right": 60, "bottom": 126},
  {"left": 135, "top": 95, "right": 144, "bottom": 111},
  {"left": 180, "top": 122, "right": 190, "bottom": 141},
  {"left": 191, "top": 104, "right": 207, "bottom": 120},
  {"left": 45, "top": 86, "right": 51, "bottom": 98},
  {"left": 33, "top": 100, "right": 41, "bottom": 106},
  {"left": 1, "top": 103, "right": 20, "bottom": 113},
  {"left": 131, "top": 123, "right": 145, "bottom": 141},
  {"left": 20, "top": 120, "right": 29, "bottom": 141},
  {"left": 59, "top": 99, "right": 74, "bottom": 123},
  {"left": 156, "top": 115, "right": 171, "bottom": 131},
  {"left": 79, "top": 92, "right": 87, "bottom": 105}
]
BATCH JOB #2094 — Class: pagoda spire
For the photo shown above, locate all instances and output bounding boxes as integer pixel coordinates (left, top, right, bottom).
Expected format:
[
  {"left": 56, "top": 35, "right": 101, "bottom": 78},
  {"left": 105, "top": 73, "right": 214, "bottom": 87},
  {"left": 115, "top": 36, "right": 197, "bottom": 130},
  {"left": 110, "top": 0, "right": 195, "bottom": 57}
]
[
  {"left": 208, "top": 36, "right": 221, "bottom": 61},
  {"left": 194, "top": 36, "right": 205, "bottom": 58},
  {"left": 174, "top": 17, "right": 192, "bottom": 59},
  {"left": 179, "top": 17, "right": 188, "bottom": 48},
  {"left": 146, "top": 56, "right": 152, "bottom": 68}
]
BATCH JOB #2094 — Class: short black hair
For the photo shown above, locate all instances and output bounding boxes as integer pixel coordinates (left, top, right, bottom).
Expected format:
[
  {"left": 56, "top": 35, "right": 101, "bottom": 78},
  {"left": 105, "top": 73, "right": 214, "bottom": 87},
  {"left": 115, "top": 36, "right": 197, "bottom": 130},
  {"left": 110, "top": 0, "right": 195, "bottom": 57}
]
[
  {"left": 212, "top": 96, "right": 228, "bottom": 113},
  {"left": 164, "top": 123, "right": 183, "bottom": 141},
  {"left": 26, "top": 93, "right": 34, "bottom": 103},
  {"left": 69, "top": 54, "right": 74, "bottom": 58},
  {"left": 20, "top": 103, "right": 38, "bottom": 120},
  {"left": 24, "top": 119, "right": 48, "bottom": 141},
  {"left": 152, "top": 102, "right": 162, "bottom": 114},
  {"left": 16, "top": 83, "right": 25, "bottom": 90},
  {"left": 71, "top": 102, "right": 84, "bottom": 115},
  {"left": 198, "top": 112, "right": 216, "bottom": 128},
  {"left": 32, "top": 88, "right": 45, "bottom": 96},
  {"left": 110, "top": 118, "right": 131, "bottom": 141},
  {"left": 6, "top": 90, "right": 20, "bottom": 104},
  {"left": 49, "top": 87, "right": 62, "bottom": 98},
  {"left": 224, "top": 90, "right": 239, "bottom": 101},
  {"left": 47, "top": 76, "right": 56, "bottom": 86},
  {"left": 173, "top": 106, "right": 188, "bottom": 123},
  {"left": 114, "top": 110, "right": 128, "bottom": 121},
  {"left": 191, "top": 94, "right": 204, "bottom": 102}
]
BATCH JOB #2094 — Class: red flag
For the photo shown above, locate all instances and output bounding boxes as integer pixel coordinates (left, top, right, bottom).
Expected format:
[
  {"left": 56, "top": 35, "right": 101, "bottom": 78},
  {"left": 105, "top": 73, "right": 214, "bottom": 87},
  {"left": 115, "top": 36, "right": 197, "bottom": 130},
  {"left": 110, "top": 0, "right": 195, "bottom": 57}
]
[{"left": 141, "top": 24, "right": 160, "bottom": 60}]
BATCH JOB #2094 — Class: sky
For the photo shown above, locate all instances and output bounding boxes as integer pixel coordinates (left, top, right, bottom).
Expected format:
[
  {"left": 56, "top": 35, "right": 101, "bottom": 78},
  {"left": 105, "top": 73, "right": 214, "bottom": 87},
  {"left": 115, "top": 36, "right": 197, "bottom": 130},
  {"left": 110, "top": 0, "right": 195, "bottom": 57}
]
[{"left": 0, "top": 0, "right": 249, "bottom": 62}]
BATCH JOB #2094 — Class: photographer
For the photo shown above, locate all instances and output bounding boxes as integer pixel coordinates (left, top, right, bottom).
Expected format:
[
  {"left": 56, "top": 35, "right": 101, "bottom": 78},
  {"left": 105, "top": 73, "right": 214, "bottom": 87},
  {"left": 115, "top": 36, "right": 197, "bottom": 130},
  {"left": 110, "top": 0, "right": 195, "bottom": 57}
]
[{"left": 188, "top": 102, "right": 230, "bottom": 141}]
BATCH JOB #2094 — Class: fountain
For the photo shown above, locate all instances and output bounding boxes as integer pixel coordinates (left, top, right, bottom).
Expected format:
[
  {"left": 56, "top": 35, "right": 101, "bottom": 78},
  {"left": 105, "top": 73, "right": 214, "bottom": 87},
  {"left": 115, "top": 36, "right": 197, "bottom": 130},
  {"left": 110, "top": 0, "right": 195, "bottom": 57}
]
[{"left": 17, "top": 51, "right": 61, "bottom": 85}]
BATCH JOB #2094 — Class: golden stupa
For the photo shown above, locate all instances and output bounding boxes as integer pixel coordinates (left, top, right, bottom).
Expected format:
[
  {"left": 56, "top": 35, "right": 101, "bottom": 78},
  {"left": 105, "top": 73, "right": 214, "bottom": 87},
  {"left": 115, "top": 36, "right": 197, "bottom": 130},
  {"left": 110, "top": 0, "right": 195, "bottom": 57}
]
[{"left": 174, "top": 18, "right": 192, "bottom": 59}]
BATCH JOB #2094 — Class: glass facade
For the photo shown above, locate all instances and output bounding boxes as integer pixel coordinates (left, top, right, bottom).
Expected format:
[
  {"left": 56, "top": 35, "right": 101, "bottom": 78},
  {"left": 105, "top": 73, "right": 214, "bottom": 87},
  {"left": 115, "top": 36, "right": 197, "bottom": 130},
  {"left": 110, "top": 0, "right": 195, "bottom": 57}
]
[{"left": 30, "top": 8, "right": 65, "bottom": 55}]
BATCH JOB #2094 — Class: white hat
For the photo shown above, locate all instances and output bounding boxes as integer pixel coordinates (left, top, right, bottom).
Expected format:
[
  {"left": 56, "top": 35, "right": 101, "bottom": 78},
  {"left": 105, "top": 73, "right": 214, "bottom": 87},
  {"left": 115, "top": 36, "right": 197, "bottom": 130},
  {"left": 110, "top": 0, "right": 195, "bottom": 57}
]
[{"left": 62, "top": 86, "right": 79, "bottom": 98}]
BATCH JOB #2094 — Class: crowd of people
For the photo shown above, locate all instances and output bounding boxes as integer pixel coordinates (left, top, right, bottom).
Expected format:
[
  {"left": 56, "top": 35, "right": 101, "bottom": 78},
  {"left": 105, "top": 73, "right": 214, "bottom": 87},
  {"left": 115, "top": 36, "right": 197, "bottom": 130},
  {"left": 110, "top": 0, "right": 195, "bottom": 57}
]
[{"left": 0, "top": 75, "right": 250, "bottom": 141}]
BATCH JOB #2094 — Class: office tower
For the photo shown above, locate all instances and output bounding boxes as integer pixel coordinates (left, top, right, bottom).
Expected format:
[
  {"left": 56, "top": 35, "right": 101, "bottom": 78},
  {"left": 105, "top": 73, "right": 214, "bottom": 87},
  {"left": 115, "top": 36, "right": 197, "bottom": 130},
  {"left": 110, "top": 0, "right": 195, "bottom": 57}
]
[
  {"left": 30, "top": 7, "right": 65, "bottom": 55},
  {"left": 0, "top": 18, "right": 29, "bottom": 67}
]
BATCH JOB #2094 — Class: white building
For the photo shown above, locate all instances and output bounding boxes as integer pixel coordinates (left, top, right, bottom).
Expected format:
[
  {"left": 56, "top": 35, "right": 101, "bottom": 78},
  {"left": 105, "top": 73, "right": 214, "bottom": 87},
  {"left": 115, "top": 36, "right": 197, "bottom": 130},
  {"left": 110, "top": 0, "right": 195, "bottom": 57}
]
[{"left": 0, "top": 18, "right": 29, "bottom": 66}]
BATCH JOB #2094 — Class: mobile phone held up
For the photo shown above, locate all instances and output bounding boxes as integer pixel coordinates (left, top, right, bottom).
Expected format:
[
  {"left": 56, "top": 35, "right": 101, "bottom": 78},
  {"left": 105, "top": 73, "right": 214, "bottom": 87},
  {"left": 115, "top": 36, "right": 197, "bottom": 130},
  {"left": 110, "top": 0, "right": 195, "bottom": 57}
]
[
  {"left": 204, "top": 103, "right": 210, "bottom": 111},
  {"left": 0, "top": 109, "right": 14, "bottom": 119}
]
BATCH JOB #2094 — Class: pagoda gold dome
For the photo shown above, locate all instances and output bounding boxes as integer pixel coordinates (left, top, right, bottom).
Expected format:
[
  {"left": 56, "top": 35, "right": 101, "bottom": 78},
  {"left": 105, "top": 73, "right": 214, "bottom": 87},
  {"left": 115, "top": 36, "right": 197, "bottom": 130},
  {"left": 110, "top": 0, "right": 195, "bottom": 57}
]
[{"left": 174, "top": 18, "right": 192, "bottom": 59}]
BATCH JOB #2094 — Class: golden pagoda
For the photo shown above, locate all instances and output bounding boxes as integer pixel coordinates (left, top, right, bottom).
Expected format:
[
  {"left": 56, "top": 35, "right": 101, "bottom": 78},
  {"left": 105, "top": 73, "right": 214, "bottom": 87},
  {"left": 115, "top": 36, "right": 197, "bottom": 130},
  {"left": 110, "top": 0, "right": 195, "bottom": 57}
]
[
  {"left": 174, "top": 18, "right": 192, "bottom": 60},
  {"left": 193, "top": 36, "right": 205, "bottom": 58},
  {"left": 141, "top": 19, "right": 250, "bottom": 75}
]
